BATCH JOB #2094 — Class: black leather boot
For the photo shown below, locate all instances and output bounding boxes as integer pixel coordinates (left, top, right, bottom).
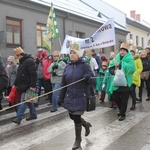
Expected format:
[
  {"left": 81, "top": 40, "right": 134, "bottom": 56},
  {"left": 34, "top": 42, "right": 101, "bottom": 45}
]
[
  {"left": 81, "top": 118, "right": 92, "bottom": 136},
  {"left": 130, "top": 104, "right": 136, "bottom": 110},
  {"left": 72, "top": 123, "right": 82, "bottom": 150},
  {"left": 0, "top": 103, "right": 2, "bottom": 110}
]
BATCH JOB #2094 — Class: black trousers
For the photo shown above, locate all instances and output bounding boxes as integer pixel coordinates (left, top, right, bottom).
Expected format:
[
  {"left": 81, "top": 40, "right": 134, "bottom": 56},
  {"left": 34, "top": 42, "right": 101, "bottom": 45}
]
[
  {"left": 130, "top": 84, "right": 136, "bottom": 105},
  {"left": 113, "top": 91, "right": 130, "bottom": 117},
  {"left": 139, "top": 79, "right": 150, "bottom": 98},
  {"left": 44, "top": 79, "right": 52, "bottom": 103}
]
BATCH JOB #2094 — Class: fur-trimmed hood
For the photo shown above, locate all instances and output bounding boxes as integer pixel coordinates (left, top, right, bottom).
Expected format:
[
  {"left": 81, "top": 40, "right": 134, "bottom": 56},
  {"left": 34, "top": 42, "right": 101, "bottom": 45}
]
[{"left": 133, "top": 54, "right": 140, "bottom": 60}]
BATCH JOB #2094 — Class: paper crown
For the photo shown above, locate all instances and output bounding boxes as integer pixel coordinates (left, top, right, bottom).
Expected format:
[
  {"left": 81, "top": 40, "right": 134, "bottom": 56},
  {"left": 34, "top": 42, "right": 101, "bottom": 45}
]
[
  {"left": 120, "top": 42, "right": 129, "bottom": 51},
  {"left": 102, "top": 61, "right": 108, "bottom": 67},
  {"left": 52, "top": 51, "right": 60, "bottom": 56},
  {"left": 69, "top": 42, "right": 84, "bottom": 57},
  {"left": 130, "top": 45, "right": 137, "bottom": 51},
  {"left": 70, "top": 42, "right": 80, "bottom": 51},
  {"left": 13, "top": 47, "right": 24, "bottom": 55},
  {"left": 86, "top": 49, "right": 92, "bottom": 55}
]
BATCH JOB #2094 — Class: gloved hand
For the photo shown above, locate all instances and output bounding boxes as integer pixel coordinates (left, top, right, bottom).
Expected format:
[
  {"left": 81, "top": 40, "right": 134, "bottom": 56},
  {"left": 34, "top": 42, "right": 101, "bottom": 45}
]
[
  {"left": 99, "top": 72, "right": 105, "bottom": 76},
  {"left": 84, "top": 74, "right": 91, "bottom": 81},
  {"left": 102, "top": 84, "right": 105, "bottom": 90},
  {"left": 52, "top": 65, "right": 58, "bottom": 70},
  {"left": 94, "top": 69, "right": 99, "bottom": 73},
  {"left": 52, "top": 72, "right": 57, "bottom": 76}
]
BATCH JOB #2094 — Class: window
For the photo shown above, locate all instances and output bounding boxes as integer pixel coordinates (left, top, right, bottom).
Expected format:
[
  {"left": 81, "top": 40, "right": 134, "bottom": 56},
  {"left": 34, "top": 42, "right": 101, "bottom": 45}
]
[
  {"left": 141, "top": 37, "right": 144, "bottom": 47},
  {"left": 76, "top": 31, "right": 85, "bottom": 38},
  {"left": 6, "top": 17, "right": 22, "bottom": 46},
  {"left": 129, "top": 34, "right": 133, "bottom": 40},
  {"left": 37, "top": 23, "right": 46, "bottom": 47},
  {"left": 136, "top": 36, "right": 139, "bottom": 46}
]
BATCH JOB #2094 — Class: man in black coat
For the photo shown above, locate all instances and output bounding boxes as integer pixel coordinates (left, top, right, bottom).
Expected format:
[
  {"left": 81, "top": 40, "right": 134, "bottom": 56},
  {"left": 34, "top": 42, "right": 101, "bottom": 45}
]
[{"left": 12, "top": 47, "right": 37, "bottom": 125}]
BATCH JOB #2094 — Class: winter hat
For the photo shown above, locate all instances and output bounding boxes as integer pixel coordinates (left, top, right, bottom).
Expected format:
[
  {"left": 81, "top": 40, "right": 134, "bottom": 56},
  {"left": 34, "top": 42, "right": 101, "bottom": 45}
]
[
  {"left": 37, "top": 48, "right": 44, "bottom": 52},
  {"left": 120, "top": 42, "right": 129, "bottom": 52},
  {"left": 145, "top": 45, "right": 150, "bottom": 51},
  {"left": 7, "top": 56, "right": 15, "bottom": 62},
  {"left": 70, "top": 42, "right": 84, "bottom": 57},
  {"left": 13, "top": 47, "right": 24, "bottom": 55}
]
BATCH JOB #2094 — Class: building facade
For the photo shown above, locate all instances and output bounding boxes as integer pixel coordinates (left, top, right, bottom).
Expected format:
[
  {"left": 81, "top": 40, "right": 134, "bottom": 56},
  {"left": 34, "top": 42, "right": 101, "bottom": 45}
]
[{"left": 1, "top": 0, "right": 148, "bottom": 62}]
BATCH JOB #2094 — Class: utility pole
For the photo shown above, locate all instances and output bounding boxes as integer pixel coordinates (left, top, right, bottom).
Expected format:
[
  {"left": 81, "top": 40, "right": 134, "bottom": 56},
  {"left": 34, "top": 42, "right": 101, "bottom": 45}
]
[{"left": 0, "top": 30, "right": 5, "bottom": 57}]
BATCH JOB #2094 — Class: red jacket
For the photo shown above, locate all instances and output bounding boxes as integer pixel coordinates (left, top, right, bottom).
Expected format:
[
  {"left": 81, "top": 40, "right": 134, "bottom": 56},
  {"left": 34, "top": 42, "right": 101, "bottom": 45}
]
[{"left": 42, "top": 58, "right": 53, "bottom": 80}]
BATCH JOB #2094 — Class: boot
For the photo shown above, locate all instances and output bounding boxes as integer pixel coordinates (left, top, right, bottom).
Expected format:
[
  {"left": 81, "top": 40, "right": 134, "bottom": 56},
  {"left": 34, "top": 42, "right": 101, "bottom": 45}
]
[
  {"left": 72, "top": 123, "right": 82, "bottom": 150},
  {"left": 113, "top": 101, "right": 117, "bottom": 108},
  {"left": 109, "top": 101, "right": 114, "bottom": 108},
  {"left": 81, "top": 118, "right": 92, "bottom": 136},
  {"left": 136, "top": 97, "right": 142, "bottom": 103},
  {"left": 130, "top": 104, "right": 136, "bottom": 110},
  {"left": 0, "top": 103, "right": 2, "bottom": 110}
]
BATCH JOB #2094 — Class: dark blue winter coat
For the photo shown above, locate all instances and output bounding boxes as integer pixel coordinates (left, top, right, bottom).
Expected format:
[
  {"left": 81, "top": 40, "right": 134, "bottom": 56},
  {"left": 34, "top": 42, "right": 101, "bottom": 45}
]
[{"left": 59, "top": 58, "right": 94, "bottom": 112}]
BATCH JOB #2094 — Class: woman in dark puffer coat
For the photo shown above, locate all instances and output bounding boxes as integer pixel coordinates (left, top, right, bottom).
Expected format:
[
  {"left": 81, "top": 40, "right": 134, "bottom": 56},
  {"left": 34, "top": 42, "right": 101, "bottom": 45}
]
[{"left": 58, "top": 42, "right": 95, "bottom": 150}]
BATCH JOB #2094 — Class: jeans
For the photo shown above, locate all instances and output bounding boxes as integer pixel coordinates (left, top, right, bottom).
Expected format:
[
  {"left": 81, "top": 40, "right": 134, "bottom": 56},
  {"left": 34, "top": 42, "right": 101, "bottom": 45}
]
[
  {"left": 52, "top": 83, "right": 61, "bottom": 110},
  {"left": 17, "top": 93, "right": 37, "bottom": 120}
]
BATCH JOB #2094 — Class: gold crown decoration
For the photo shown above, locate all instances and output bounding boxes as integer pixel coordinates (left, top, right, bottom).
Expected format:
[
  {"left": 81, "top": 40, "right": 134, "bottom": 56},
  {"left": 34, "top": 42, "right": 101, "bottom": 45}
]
[
  {"left": 13, "top": 47, "right": 24, "bottom": 55},
  {"left": 130, "top": 45, "right": 137, "bottom": 51},
  {"left": 102, "top": 61, "right": 108, "bottom": 67},
  {"left": 52, "top": 50, "right": 60, "bottom": 56},
  {"left": 86, "top": 49, "right": 92, "bottom": 55},
  {"left": 70, "top": 42, "right": 80, "bottom": 51},
  {"left": 120, "top": 42, "right": 129, "bottom": 50}
]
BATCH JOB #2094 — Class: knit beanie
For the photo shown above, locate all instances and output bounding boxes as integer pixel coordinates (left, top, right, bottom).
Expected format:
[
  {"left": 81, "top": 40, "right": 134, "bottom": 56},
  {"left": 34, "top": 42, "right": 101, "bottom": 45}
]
[
  {"left": 70, "top": 42, "right": 84, "bottom": 57},
  {"left": 7, "top": 56, "right": 15, "bottom": 62}
]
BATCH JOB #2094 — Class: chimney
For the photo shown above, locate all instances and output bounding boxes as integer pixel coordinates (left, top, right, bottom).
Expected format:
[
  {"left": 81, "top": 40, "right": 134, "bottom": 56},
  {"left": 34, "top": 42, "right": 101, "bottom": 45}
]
[
  {"left": 135, "top": 14, "right": 141, "bottom": 21},
  {"left": 130, "top": 10, "right": 136, "bottom": 19}
]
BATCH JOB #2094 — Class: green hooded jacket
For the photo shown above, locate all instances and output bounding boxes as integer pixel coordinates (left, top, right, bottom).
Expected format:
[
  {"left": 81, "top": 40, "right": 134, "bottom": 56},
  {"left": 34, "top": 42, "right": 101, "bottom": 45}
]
[{"left": 108, "top": 51, "right": 135, "bottom": 94}]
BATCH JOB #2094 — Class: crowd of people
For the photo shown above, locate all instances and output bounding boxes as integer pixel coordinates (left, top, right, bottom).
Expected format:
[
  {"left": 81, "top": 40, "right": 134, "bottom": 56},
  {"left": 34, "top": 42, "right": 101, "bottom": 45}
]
[{"left": 0, "top": 41, "right": 150, "bottom": 149}]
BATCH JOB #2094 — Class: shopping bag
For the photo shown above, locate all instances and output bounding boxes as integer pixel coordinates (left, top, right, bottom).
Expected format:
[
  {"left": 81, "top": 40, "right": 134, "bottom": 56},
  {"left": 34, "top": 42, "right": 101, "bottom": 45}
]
[
  {"left": 87, "top": 96, "right": 96, "bottom": 111},
  {"left": 113, "top": 69, "right": 127, "bottom": 86},
  {"left": 24, "top": 89, "right": 38, "bottom": 103},
  {"left": 140, "top": 71, "right": 149, "bottom": 80},
  {"left": 8, "top": 86, "right": 22, "bottom": 105}
]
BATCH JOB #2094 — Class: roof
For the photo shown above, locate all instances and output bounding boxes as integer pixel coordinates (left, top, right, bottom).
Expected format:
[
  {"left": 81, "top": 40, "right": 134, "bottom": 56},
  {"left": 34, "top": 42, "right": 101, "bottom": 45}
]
[{"left": 29, "top": 0, "right": 127, "bottom": 31}]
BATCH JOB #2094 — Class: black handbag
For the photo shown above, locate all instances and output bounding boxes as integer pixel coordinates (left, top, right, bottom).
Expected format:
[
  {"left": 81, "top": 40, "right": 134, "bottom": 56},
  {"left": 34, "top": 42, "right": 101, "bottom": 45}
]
[{"left": 87, "top": 96, "right": 96, "bottom": 111}]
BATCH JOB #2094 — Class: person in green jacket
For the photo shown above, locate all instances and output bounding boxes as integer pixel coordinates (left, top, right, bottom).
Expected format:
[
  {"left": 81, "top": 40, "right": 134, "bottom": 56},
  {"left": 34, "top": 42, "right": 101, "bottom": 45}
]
[
  {"left": 96, "top": 61, "right": 108, "bottom": 102},
  {"left": 109, "top": 42, "right": 135, "bottom": 121},
  {"left": 130, "top": 49, "right": 143, "bottom": 110}
]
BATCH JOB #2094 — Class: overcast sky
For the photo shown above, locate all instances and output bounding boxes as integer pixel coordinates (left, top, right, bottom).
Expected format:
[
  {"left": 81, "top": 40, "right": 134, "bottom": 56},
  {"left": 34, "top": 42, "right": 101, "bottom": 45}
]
[{"left": 102, "top": 0, "right": 150, "bottom": 23}]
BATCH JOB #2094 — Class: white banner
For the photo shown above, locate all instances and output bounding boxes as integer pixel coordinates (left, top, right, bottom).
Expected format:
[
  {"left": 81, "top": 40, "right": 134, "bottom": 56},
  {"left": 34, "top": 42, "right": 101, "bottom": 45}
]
[{"left": 61, "top": 18, "right": 116, "bottom": 54}]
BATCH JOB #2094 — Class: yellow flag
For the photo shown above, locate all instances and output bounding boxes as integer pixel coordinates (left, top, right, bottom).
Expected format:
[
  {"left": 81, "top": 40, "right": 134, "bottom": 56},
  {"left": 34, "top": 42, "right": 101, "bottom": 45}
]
[{"left": 43, "top": 3, "right": 59, "bottom": 52}]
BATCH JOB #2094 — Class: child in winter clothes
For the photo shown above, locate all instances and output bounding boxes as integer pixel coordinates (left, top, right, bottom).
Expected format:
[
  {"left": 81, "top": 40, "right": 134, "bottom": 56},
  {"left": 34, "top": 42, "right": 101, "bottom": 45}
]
[
  {"left": 102, "top": 69, "right": 116, "bottom": 108},
  {"left": 96, "top": 61, "right": 108, "bottom": 102}
]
